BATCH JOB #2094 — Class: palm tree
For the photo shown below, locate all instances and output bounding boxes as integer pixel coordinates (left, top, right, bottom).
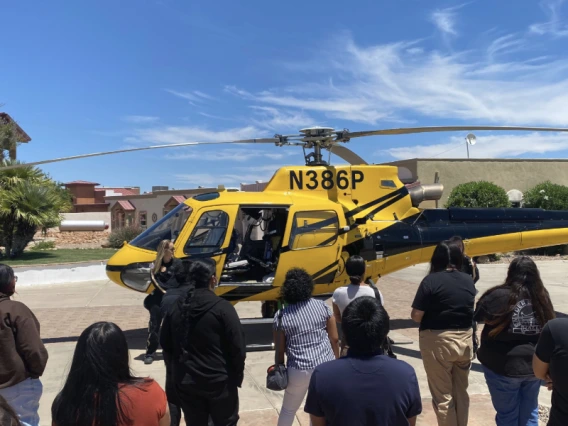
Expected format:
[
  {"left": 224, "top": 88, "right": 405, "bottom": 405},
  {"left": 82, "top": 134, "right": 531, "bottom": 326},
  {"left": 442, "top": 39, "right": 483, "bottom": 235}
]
[{"left": 0, "top": 160, "right": 72, "bottom": 257}]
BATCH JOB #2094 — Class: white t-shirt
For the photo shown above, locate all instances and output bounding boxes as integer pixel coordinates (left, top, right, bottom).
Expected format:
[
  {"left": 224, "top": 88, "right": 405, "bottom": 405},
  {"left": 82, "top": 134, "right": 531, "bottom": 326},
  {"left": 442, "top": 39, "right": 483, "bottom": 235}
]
[{"left": 332, "top": 284, "right": 384, "bottom": 317}]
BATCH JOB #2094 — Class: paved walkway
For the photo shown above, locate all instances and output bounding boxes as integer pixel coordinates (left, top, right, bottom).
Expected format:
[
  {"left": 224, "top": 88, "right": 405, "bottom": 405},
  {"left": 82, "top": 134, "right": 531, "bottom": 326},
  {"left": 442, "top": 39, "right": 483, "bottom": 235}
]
[{"left": 13, "top": 260, "right": 568, "bottom": 425}]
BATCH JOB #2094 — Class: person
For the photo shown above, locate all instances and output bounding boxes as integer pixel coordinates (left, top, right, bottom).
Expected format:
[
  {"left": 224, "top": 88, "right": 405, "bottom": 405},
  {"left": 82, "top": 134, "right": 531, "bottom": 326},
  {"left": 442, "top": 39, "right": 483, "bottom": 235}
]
[
  {"left": 474, "top": 256, "right": 555, "bottom": 426},
  {"left": 160, "top": 258, "right": 246, "bottom": 426},
  {"left": 51, "top": 321, "right": 170, "bottom": 426},
  {"left": 0, "top": 264, "right": 48, "bottom": 426},
  {"left": 274, "top": 268, "right": 339, "bottom": 426},
  {"left": 533, "top": 318, "right": 568, "bottom": 426},
  {"left": 332, "top": 255, "right": 384, "bottom": 354},
  {"left": 0, "top": 394, "right": 23, "bottom": 426},
  {"left": 410, "top": 241, "right": 476, "bottom": 426},
  {"left": 448, "top": 236, "right": 479, "bottom": 284},
  {"left": 305, "top": 296, "right": 422, "bottom": 425},
  {"left": 144, "top": 239, "right": 181, "bottom": 365},
  {"left": 160, "top": 260, "right": 194, "bottom": 426}
]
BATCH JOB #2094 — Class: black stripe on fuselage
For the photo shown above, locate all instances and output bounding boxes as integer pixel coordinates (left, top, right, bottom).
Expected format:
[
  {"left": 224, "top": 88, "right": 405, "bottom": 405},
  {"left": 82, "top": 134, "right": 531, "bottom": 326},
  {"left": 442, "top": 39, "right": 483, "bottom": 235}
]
[
  {"left": 218, "top": 284, "right": 275, "bottom": 301},
  {"left": 345, "top": 187, "right": 408, "bottom": 219}
]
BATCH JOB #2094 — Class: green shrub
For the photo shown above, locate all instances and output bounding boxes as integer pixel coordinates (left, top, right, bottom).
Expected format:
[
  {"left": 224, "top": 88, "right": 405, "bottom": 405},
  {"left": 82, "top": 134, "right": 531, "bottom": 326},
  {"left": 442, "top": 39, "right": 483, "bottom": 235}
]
[
  {"left": 30, "top": 240, "right": 56, "bottom": 251},
  {"left": 445, "top": 181, "right": 510, "bottom": 208},
  {"left": 523, "top": 181, "right": 568, "bottom": 210},
  {"left": 107, "top": 225, "right": 143, "bottom": 249}
]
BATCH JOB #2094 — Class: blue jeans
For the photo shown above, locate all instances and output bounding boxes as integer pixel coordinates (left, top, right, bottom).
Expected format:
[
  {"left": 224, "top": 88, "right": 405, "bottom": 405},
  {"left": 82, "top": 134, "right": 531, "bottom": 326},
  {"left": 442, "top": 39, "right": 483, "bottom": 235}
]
[
  {"left": 0, "top": 378, "right": 43, "bottom": 426},
  {"left": 483, "top": 365, "right": 541, "bottom": 426}
]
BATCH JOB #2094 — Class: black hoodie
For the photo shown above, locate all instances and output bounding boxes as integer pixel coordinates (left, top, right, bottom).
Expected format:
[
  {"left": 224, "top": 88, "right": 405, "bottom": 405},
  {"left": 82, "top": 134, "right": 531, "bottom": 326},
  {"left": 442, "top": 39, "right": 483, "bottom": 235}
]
[{"left": 160, "top": 287, "right": 246, "bottom": 390}]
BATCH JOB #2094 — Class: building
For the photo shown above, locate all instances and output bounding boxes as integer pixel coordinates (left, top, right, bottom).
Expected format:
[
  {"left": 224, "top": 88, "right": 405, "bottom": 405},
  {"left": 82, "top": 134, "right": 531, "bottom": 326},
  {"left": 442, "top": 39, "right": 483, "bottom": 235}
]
[
  {"left": 63, "top": 181, "right": 140, "bottom": 213},
  {"left": 106, "top": 187, "right": 225, "bottom": 230},
  {"left": 384, "top": 158, "right": 568, "bottom": 208},
  {"left": 0, "top": 112, "right": 31, "bottom": 160}
]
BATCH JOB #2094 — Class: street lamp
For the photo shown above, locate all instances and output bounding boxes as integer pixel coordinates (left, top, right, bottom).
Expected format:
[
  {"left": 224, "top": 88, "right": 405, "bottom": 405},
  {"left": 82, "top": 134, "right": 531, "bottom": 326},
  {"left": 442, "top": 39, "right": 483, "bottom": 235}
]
[{"left": 465, "top": 133, "right": 476, "bottom": 159}]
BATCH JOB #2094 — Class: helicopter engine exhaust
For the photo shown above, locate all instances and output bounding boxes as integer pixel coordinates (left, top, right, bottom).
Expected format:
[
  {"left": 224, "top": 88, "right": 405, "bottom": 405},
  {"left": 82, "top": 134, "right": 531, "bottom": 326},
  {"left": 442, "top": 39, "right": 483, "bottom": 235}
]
[{"left": 407, "top": 183, "right": 444, "bottom": 207}]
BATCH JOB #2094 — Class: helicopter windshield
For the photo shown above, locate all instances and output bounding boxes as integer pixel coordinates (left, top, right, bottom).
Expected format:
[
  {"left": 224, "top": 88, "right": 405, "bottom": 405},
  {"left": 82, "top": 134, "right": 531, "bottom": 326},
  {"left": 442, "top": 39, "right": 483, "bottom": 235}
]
[{"left": 129, "top": 203, "right": 193, "bottom": 251}]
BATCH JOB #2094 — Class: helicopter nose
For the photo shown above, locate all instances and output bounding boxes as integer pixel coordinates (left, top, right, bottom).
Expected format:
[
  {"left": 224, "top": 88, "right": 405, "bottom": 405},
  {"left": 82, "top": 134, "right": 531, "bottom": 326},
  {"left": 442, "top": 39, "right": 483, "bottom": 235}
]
[{"left": 106, "top": 244, "right": 156, "bottom": 292}]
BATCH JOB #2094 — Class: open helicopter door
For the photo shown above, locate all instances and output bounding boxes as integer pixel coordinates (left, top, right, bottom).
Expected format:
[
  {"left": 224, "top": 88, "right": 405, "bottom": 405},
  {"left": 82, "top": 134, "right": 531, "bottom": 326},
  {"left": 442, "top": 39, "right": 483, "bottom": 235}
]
[
  {"left": 273, "top": 203, "right": 345, "bottom": 294},
  {"left": 181, "top": 205, "right": 239, "bottom": 279}
]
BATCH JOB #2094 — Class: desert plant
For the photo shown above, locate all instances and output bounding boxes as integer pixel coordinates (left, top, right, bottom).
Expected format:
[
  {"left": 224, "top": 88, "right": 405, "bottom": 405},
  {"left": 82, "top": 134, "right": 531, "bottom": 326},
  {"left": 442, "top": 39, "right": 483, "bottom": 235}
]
[
  {"left": 523, "top": 181, "right": 568, "bottom": 211},
  {"left": 445, "top": 181, "right": 510, "bottom": 208}
]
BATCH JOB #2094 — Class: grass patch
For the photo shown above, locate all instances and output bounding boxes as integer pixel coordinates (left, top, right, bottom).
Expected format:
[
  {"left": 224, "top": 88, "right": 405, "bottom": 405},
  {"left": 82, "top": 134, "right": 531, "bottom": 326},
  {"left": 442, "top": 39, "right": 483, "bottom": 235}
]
[{"left": 1, "top": 249, "right": 118, "bottom": 267}]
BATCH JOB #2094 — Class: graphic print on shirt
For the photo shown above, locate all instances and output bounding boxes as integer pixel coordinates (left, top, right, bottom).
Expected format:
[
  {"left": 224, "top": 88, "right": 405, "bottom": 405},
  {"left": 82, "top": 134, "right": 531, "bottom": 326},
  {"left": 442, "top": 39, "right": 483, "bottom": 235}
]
[{"left": 511, "top": 299, "right": 541, "bottom": 335}]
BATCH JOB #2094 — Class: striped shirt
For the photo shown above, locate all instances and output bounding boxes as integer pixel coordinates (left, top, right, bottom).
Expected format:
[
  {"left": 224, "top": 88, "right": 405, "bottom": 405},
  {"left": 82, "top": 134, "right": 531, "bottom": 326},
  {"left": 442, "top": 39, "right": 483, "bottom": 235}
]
[{"left": 273, "top": 298, "right": 335, "bottom": 370}]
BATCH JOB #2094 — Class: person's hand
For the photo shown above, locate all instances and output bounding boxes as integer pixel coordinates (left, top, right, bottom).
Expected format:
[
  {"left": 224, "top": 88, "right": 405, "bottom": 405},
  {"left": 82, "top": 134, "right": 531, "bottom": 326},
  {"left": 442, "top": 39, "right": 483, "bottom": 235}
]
[{"left": 545, "top": 374, "right": 553, "bottom": 391}]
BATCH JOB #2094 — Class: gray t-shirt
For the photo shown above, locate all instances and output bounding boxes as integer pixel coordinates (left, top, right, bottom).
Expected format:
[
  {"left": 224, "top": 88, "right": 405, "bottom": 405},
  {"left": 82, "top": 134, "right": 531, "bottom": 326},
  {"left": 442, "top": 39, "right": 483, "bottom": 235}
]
[{"left": 332, "top": 284, "right": 383, "bottom": 317}]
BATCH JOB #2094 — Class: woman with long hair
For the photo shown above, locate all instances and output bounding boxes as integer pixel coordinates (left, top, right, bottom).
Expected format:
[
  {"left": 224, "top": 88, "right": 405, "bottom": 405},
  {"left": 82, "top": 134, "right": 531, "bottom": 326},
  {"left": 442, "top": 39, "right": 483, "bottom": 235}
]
[
  {"left": 411, "top": 241, "right": 477, "bottom": 426},
  {"left": 474, "top": 256, "right": 555, "bottom": 426},
  {"left": 51, "top": 321, "right": 170, "bottom": 426},
  {"left": 160, "top": 258, "right": 246, "bottom": 426},
  {"left": 143, "top": 239, "right": 179, "bottom": 365},
  {"left": 274, "top": 267, "right": 339, "bottom": 426},
  {"left": 332, "top": 255, "right": 384, "bottom": 354}
]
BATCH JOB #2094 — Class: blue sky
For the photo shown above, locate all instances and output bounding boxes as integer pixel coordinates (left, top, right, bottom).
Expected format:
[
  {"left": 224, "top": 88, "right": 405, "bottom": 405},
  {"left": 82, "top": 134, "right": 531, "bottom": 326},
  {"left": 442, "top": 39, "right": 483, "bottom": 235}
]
[{"left": 3, "top": 0, "right": 568, "bottom": 191}]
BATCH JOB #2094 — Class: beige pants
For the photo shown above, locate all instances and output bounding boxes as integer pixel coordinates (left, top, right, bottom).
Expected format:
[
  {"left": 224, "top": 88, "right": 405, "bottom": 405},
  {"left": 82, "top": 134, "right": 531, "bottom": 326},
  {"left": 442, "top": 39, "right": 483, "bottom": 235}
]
[{"left": 419, "top": 329, "right": 473, "bottom": 426}]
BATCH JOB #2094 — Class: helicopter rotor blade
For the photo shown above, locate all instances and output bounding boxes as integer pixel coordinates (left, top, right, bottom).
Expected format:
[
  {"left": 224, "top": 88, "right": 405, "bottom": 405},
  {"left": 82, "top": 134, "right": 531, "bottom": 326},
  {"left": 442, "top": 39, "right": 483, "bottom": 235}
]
[
  {"left": 326, "top": 145, "right": 368, "bottom": 165},
  {"left": 342, "top": 126, "right": 568, "bottom": 139},
  {"left": 0, "top": 138, "right": 281, "bottom": 170}
]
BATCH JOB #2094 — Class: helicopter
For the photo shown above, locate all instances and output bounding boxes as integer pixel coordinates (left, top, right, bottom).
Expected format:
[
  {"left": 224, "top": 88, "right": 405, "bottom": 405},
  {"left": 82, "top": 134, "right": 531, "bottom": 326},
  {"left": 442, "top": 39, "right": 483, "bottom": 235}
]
[{"left": 5, "top": 124, "right": 568, "bottom": 318}]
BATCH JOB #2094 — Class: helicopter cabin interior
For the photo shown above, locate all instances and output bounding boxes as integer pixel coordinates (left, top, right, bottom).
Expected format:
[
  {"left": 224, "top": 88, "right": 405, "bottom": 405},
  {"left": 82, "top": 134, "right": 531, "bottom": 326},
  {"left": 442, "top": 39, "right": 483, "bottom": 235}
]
[{"left": 179, "top": 202, "right": 342, "bottom": 286}]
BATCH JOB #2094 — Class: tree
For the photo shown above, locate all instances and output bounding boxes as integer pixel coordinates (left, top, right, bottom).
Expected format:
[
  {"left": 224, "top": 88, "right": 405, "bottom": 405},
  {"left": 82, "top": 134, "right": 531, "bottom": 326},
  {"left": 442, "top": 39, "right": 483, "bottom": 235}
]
[
  {"left": 523, "top": 181, "right": 568, "bottom": 210},
  {"left": 0, "top": 119, "right": 18, "bottom": 161},
  {"left": 0, "top": 160, "right": 72, "bottom": 257},
  {"left": 445, "top": 181, "right": 510, "bottom": 208}
]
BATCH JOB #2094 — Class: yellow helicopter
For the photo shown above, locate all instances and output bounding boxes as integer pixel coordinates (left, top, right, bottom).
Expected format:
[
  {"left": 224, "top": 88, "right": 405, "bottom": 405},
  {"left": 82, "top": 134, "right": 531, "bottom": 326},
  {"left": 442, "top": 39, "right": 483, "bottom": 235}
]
[{"left": 7, "top": 125, "right": 568, "bottom": 317}]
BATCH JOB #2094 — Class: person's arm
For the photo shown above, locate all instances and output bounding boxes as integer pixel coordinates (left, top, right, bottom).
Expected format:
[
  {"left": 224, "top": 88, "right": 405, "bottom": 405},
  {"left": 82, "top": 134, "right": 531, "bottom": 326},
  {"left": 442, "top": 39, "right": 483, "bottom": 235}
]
[
  {"left": 273, "top": 329, "right": 286, "bottom": 364},
  {"left": 326, "top": 315, "right": 340, "bottom": 359},
  {"left": 309, "top": 415, "right": 327, "bottom": 426},
  {"left": 405, "top": 368, "right": 423, "bottom": 424},
  {"left": 221, "top": 303, "right": 246, "bottom": 386},
  {"left": 158, "top": 404, "right": 171, "bottom": 426},
  {"left": 410, "top": 279, "right": 430, "bottom": 324},
  {"left": 408, "top": 416, "right": 417, "bottom": 426},
  {"left": 533, "top": 322, "right": 554, "bottom": 387},
  {"left": 410, "top": 309, "right": 424, "bottom": 323},
  {"left": 14, "top": 306, "right": 48, "bottom": 378},
  {"left": 332, "top": 302, "right": 342, "bottom": 325}
]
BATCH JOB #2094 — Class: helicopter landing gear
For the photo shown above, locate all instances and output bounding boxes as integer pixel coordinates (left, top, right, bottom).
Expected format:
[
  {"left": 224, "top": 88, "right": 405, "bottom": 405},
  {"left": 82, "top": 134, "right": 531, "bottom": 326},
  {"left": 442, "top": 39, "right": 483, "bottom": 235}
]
[{"left": 261, "top": 301, "right": 278, "bottom": 318}]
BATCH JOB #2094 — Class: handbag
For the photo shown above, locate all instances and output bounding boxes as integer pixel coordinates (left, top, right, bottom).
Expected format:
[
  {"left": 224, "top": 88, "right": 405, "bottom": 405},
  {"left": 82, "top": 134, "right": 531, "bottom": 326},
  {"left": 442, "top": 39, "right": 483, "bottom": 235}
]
[
  {"left": 266, "top": 308, "right": 288, "bottom": 391},
  {"left": 367, "top": 279, "right": 397, "bottom": 359}
]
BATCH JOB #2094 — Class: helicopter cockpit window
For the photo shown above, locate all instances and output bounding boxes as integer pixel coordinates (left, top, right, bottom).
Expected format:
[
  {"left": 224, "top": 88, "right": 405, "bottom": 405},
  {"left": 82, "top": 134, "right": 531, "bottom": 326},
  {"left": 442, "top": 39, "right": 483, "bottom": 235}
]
[
  {"left": 129, "top": 203, "right": 193, "bottom": 251},
  {"left": 184, "top": 210, "right": 229, "bottom": 255},
  {"left": 289, "top": 211, "right": 338, "bottom": 250},
  {"left": 380, "top": 180, "right": 397, "bottom": 188}
]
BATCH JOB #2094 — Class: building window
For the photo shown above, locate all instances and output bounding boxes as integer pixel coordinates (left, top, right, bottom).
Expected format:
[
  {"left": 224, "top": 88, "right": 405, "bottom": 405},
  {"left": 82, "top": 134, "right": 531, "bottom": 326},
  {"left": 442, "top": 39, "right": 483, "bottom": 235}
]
[
  {"left": 289, "top": 211, "right": 338, "bottom": 250},
  {"left": 184, "top": 210, "right": 229, "bottom": 255},
  {"left": 139, "top": 211, "right": 147, "bottom": 229}
]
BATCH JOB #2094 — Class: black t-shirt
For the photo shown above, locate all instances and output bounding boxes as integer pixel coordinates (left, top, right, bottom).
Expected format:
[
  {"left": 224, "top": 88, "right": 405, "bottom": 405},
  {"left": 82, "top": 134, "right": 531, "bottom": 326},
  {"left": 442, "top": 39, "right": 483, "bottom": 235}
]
[
  {"left": 462, "top": 255, "right": 479, "bottom": 284},
  {"left": 535, "top": 318, "right": 568, "bottom": 426},
  {"left": 411, "top": 270, "right": 476, "bottom": 331},
  {"left": 153, "top": 258, "right": 180, "bottom": 291},
  {"left": 474, "top": 287, "right": 543, "bottom": 377},
  {"left": 304, "top": 353, "right": 422, "bottom": 425}
]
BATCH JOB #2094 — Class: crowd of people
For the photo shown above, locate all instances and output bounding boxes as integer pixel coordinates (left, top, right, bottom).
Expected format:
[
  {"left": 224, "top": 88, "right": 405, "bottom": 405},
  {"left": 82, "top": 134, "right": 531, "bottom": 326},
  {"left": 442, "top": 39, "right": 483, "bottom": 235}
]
[{"left": 1, "top": 237, "right": 568, "bottom": 426}]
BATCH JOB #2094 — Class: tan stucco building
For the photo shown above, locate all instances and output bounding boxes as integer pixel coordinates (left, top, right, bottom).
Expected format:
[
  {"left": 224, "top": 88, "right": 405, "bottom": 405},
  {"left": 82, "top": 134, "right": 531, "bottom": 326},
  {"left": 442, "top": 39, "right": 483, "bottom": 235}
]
[{"left": 383, "top": 158, "right": 568, "bottom": 208}]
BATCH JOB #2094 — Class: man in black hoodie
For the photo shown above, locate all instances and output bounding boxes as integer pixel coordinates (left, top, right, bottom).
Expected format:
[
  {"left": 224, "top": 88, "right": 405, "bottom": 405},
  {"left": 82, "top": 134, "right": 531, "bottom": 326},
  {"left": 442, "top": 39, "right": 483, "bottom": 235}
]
[{"left": 160, "top": 258, "right": 246, "bottom": 426}]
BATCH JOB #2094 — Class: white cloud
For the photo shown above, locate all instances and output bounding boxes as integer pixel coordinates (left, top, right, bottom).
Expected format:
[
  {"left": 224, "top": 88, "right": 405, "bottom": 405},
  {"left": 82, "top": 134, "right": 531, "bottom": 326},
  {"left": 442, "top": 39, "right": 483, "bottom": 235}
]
[
  {"left": 249, "top": 106, "right": 317, "bottom": 131},
  {"left": 530, "top": 0, "right": 568, "bottom": 37},
  {"left": 430, "top": 8, "right": 458, "bottom": 36},
  {"left": 122, "top": 115, "right": 160, "bottom": 124},
  {"left": 225, "top": 33, "right": 568, "bottom": 126},
  {"left": 133, "top": 125, "right": 269, "bottom": 145},
  {"left": 164, "top": 148, "right": 293, "bottom": 162},
  {"left": 383, "top": 132, "right": 568, "bottom": 160},
  {"left": 175, "top": 171, "right": 274, "bottom": 187},
  {"left": 165, "top": 89, "right": 215, "bottom": 104}
]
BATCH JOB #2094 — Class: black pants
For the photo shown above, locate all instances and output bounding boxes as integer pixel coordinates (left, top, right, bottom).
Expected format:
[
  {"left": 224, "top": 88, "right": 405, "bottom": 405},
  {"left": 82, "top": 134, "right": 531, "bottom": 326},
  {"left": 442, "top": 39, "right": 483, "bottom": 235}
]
[
  {"left": 143, "top": 290, "right": 163, "bottom": 355},
  {"left": 178, "top": 382, "right": 239, "bottom": 426}
]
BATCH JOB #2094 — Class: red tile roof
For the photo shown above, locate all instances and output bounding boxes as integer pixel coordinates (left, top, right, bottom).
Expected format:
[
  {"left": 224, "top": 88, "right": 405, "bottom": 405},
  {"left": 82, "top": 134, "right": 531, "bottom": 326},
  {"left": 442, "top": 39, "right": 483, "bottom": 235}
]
[
  {"left": 0, "top": 112, "right": 31, "bottom": 142},
  {"left": 95, "top": 187, "right": 139, "bottom": 196},
  {"left": 116, "top": 200, "right": 135, "bottom": 211},
  {"left": 173, "top": 195, "right": 187, "bottom": 203},
  {"left": 64, "top": 180, "right": 99, "bottom": 186}
]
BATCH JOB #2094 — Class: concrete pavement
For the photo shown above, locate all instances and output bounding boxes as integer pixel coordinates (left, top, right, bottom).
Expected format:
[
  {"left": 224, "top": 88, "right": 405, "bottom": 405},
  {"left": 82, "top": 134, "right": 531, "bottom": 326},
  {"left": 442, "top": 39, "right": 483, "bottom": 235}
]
[{"left": 11, "top": 259, "right": 568, "bottom": 425}]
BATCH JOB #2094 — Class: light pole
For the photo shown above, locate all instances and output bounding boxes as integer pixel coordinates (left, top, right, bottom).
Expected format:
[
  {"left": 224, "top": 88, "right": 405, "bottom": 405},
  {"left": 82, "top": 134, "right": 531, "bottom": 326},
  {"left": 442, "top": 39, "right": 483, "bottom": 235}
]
[{"left": 465, "top": 133, "right": 476, "bottom": 158}]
